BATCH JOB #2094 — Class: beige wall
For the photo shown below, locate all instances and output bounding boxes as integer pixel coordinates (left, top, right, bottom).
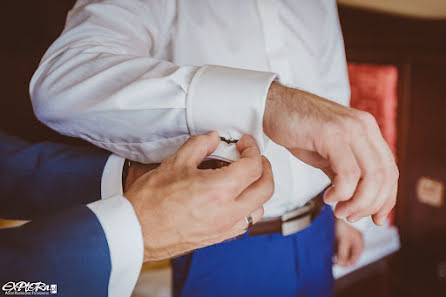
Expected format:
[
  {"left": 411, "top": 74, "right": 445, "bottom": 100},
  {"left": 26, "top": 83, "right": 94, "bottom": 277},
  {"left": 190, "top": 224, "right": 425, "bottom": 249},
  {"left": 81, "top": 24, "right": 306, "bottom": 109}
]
[{"left": 338, "top": 0, "right": 446, "bottom": 19}]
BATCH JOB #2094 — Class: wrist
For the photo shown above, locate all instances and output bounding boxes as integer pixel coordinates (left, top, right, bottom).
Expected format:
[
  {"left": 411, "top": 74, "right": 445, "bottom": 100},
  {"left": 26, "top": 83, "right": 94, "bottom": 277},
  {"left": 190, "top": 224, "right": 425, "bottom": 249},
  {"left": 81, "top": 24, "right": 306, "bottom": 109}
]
[
  {"left": 266, "top": 81, "right": 281, "bottom": 102},
  {"left": 124, "top": 161, "right": 160, "bottom": 192},
  {"left": 263, "top": 82, "right": 288, "bottom": 142}
]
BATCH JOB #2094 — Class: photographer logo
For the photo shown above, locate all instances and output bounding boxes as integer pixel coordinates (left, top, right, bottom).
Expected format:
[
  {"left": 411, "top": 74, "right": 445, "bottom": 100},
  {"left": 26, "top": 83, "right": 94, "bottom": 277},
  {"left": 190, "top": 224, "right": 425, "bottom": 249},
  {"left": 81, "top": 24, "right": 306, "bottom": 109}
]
[{"left": 2, "top": 281, "right": 57, "bottom": 295}]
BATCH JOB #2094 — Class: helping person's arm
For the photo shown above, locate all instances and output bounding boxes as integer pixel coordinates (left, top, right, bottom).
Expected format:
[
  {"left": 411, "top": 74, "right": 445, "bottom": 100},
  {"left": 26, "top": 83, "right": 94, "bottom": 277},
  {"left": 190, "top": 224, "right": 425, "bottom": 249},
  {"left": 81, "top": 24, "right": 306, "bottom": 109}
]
[
  {"left": 0, "top": 133, "right": 274, "bottom": 297},
  {"left": 0, "top": 131, "right": 109, "bottom": 219},
  {"left": 0, "top": 198, "right": 143, "bottom": 297}
]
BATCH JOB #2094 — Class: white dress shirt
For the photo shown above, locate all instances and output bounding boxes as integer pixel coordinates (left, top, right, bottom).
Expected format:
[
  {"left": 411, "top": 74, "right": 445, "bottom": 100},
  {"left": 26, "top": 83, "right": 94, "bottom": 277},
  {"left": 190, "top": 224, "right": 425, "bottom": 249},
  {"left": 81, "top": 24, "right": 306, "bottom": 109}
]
[
  {"left": 30, "top": 0, "right": 350, "bottom": 218},
  {"left": 88, "top": 155, "right": 144, "bottom": 297}
]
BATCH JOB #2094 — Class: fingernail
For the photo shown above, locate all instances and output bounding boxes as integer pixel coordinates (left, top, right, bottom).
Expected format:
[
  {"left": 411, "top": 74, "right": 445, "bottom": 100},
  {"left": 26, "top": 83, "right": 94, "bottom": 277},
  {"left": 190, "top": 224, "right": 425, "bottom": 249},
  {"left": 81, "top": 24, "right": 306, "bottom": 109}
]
[
  {"left": 335, "top": 209, "right": 346, "bottom": 219},
  {"left": 335, "top": 213, "right": 345, "bottom": 220}
]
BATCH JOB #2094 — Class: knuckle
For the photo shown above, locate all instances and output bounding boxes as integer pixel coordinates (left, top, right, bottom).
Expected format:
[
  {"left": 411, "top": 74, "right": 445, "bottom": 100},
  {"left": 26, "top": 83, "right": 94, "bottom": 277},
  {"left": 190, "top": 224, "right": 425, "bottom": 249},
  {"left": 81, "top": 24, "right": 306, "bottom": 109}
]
[
  {"left": 350, "top": 199, "right": 366, "bottom": 213},
  {"left": 376, "top": 167, "right": 387, "bottom": 180},
  {"left": 169, "top": 154, "right": 186, "bottom": 168},
  {"left": 187, "top": 135, "right": 204, "bottom": 147},
  {"left": 249, "top": 159, "right": 263, "bottom": 180},
  {"left": 189, "top": 135, "right": 200, "bottom": 142},
  {"left": 340, "top": 167, "right": 361, "bottom": 181},
  {"left": 366, "top": 166, "right": 385, "bottom": 183},
  {"left": 357, "top": 111, "right": 377, "bottom": 127},
  {"left": 323, "top": 122, "right": 343, "bottom": 138}
]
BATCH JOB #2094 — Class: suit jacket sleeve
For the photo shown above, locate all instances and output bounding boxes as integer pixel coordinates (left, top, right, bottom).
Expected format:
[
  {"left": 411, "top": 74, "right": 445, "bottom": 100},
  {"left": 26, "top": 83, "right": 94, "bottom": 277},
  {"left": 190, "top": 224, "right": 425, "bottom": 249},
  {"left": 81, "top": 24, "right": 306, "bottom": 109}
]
[
  {"left": 0, "top": 197, "right": 143, "bottom": 297},
  {"left": 0, "top": 131, "right": 110, "bottom": 220},
  {"left": 0, "top": 205, "right": 111, "bottom": 296}
]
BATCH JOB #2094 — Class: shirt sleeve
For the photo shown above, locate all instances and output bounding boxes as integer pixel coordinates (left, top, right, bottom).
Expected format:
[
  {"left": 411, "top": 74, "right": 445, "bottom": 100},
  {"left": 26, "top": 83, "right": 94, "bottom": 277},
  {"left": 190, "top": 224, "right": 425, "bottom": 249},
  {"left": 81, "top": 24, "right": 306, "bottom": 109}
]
[
  {"left": 101, "top": 154, "right": 125, "bottom": 199},
  {"left": 98, "top": 155, "right": 144, "bottom": 296},
  {"left": 87, "top": 196, "right": 144, "bottom": 297},
  {"left": 30, "top": 0, "right": 276, "bottom": 163}
]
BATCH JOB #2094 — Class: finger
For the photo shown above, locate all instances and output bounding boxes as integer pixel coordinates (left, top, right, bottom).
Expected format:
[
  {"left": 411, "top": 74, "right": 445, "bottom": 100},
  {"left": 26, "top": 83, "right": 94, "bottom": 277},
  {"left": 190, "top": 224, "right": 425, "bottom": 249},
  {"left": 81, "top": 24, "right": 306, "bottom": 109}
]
[
  {"left": 233, "top": 157, "right": 274, "bottom": 216},
  {"left": 348, "top": 236, "right": 364, "bottom": 266},
  {"left": 213, "top": 135, "right": 263, "bottom": 195},
  {"left": 335, "top": 177, "right": 381, "bottom": 221},
  {"left": 346, "top": 178, "right": 390, "bottom": 223},
  {"left": 336, "top": 239, "right": 350, "bottom": 267},
  {"left": 334, "top": 136, "right": 382, "bottom": 219},
  {"left": 174, "top": 131, "right": 220, "bottom": 167},
  {"left": 239, "top": 207, "right": 265, "bottom": 229},
  {"left": 364, "top": 125, "right": 398, "bottom": 224},
  {"left": 322, "top": 139, "right": 361, "bottom": 204},
  {"left": 321, "top": 168, "right": 335, "bottom": 183},
  {"left": 223, "top": 207, "right": 265, "bottom": 240},
  {"left": 372, "top": 182, "right": 397, "bottom": 225}
]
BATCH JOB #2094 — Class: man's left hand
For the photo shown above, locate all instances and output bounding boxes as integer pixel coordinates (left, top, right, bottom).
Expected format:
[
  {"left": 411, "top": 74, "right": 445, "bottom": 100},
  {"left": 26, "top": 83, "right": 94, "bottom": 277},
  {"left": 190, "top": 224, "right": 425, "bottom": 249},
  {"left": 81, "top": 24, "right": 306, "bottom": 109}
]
[{"left": 334, "top": 219, "right": 364, "bottom": 267}]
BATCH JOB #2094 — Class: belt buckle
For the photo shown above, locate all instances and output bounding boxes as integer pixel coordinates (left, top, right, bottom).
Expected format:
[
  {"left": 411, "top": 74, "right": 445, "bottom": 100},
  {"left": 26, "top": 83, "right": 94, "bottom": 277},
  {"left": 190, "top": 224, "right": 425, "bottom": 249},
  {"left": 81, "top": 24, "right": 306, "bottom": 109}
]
[{"left": 280, "top": 200, "right": 316, "bottom": 236}]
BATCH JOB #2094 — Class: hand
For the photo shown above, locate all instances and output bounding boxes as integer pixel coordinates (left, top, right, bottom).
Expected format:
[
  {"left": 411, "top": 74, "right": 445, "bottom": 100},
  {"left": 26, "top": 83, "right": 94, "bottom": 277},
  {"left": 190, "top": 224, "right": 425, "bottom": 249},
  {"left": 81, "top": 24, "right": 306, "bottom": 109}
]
[
  {"left": 264, "top": 82, "right": 399, "bottom": 225},
  {"left": 334, "top": 219, "right": 364, "bottom": 267},
  {"left": 124, "top": 132, "right": 274, "bottom": 262},
  {"left": 124, "top": 162, "right": 159, "bottom": 191}
]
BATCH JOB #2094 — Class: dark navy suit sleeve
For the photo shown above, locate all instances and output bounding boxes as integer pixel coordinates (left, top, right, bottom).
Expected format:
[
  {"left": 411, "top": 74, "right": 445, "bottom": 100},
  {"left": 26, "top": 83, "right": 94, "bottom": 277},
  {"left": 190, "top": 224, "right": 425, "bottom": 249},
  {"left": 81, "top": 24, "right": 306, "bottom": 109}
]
[
  {"left": 0, "top": 131, "right": 110, "bottom": 220},
  {"left": 0, "top": 205, "right": 111, "bottom": 297}
]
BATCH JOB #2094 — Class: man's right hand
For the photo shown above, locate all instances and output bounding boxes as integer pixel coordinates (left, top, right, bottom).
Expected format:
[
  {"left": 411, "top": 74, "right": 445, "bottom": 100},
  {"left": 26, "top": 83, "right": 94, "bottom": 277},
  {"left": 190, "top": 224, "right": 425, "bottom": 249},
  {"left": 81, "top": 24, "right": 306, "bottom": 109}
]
[
  {"left": 124, "top": 132, "right": 274, "bottom": 262},
  {"left": 263, "top": 82, "right": 399, "bottom": 226}
]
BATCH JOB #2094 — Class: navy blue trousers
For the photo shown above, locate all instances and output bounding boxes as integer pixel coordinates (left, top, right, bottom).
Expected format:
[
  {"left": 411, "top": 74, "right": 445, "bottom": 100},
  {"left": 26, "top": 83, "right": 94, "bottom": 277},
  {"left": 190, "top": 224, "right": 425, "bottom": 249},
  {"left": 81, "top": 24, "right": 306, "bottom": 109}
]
[{"left": 172, "top": 205, "right": 335, "bottom": 297}]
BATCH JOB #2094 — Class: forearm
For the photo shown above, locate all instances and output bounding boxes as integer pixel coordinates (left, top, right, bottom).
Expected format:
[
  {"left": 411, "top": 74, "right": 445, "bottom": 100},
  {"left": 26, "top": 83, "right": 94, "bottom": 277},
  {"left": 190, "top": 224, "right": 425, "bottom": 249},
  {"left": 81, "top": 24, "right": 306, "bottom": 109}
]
[
  {"left": 0, "top": 132, "right": 109, "bottom": 220},
  {"left": 30, "top": 0, "right": 277, "bottom": 163},
  {"left": 30, "top": 0, "right": 197, "bottom": 163},
  {"left": 31, "top": 45, "right": 199, "bottom": 163}
]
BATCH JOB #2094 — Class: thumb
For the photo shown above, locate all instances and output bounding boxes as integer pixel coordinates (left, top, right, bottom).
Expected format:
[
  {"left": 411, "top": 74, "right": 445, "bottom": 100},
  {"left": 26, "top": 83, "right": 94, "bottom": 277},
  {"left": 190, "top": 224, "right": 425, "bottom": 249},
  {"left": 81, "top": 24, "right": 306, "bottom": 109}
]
[{"left": 174, "top": 131, "right": 220, "bottom": 167}]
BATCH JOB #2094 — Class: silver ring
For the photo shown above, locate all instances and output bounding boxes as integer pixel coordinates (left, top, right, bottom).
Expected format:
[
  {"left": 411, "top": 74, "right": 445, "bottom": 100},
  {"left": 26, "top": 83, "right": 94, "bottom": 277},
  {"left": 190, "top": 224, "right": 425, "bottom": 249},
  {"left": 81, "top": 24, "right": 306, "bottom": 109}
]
[{"left": 245, "top": 215, "right": 253, "bottom": 229}]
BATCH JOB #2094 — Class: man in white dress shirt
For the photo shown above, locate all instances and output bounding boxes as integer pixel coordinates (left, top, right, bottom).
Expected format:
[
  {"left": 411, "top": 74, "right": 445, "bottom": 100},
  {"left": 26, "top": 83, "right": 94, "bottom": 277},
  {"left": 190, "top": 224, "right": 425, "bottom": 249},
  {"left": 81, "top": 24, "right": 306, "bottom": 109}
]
[{"left": 30, "top": 0, "right": 398, "bottom": 296}]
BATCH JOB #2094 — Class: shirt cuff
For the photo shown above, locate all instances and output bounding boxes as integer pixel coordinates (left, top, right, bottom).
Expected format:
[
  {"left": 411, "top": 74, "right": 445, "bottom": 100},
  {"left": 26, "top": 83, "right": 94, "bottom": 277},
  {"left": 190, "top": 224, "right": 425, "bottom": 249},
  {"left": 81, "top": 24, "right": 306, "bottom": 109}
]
[
  {"left": 101, "top": 155, "right": 125, "bottom": 199},
  {"left": 87, "top": 196, "right": 144, "bottom": 297},
  {"left": 186, "top": 65, "right": 277, "bottom": 162}
]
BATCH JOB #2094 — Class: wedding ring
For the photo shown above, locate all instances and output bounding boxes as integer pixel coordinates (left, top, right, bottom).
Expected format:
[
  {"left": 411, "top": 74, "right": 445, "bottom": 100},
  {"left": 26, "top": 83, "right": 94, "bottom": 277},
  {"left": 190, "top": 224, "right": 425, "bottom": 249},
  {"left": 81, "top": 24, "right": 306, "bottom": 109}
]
[{"left": 245, "top": 215, "right": 253, "bottom": 229}]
